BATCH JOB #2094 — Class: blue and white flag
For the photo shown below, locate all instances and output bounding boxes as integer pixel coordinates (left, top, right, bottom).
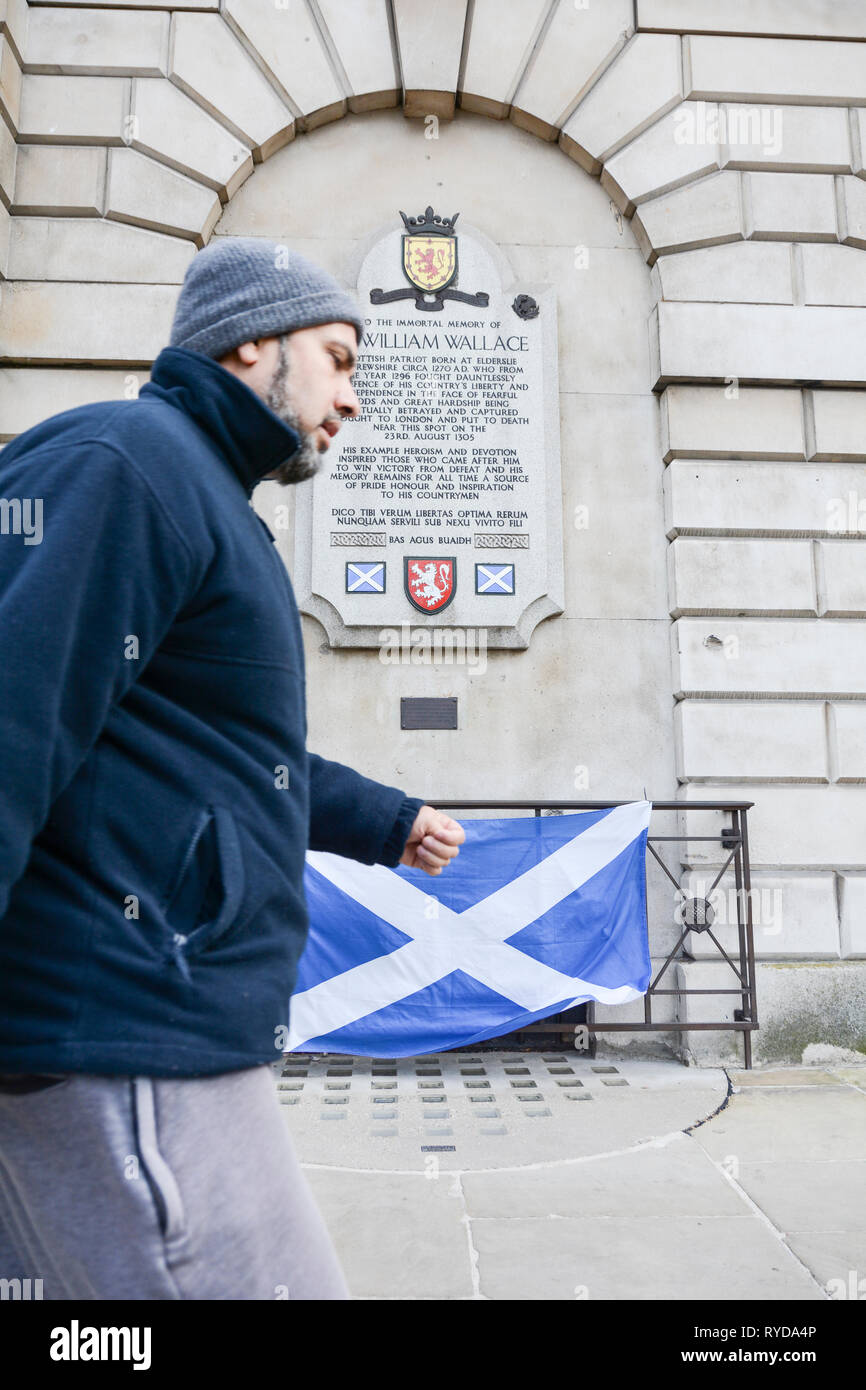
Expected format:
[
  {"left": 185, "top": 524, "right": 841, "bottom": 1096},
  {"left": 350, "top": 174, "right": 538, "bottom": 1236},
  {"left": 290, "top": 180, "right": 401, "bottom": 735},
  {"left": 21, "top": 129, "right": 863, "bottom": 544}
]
[
  {"left": 286, "top": 802, "right": 652, "bottom": 1056},
  {"left": 345, "top": 561, "right": 385, "bottom": 593}
]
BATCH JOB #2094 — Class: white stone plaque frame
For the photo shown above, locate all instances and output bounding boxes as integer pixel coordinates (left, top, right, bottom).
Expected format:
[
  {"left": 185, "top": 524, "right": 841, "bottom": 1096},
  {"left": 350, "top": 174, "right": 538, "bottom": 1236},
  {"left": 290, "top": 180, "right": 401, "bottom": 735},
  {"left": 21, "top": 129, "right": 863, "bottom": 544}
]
[{"left": 293, "top": 215, "right": 564, "bottom": 649}]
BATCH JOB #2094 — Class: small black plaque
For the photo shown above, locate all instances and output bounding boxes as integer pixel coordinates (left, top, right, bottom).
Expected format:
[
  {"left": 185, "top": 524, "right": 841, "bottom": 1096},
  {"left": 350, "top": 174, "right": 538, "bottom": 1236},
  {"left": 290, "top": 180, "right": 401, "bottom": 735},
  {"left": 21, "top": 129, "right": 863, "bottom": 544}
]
[{"left": 400, "top": 697, "right": 458, "bottom": 730}]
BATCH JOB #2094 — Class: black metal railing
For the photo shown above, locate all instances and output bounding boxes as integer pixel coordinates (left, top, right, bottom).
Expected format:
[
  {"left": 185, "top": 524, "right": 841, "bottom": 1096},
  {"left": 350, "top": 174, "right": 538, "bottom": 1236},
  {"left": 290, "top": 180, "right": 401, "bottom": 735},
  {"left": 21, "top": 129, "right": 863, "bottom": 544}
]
[{"left": 429, "top": 799, "right": 758, "bottom": 1069}]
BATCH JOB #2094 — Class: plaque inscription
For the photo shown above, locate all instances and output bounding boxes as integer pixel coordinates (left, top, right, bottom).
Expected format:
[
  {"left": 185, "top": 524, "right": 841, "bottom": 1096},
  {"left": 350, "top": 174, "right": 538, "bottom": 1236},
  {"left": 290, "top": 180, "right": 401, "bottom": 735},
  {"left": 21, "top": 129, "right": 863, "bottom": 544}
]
[{"left": 293, "top": 208, "right": 564, "bottom": 648}]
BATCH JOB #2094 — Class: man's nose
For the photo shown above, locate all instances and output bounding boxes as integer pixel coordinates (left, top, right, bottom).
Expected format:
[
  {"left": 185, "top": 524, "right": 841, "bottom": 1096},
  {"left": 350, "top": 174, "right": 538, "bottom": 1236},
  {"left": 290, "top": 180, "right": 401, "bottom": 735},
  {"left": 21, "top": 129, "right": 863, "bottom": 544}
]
[{"left": 336, "top": 382, "right": 361, "bottom": 418}]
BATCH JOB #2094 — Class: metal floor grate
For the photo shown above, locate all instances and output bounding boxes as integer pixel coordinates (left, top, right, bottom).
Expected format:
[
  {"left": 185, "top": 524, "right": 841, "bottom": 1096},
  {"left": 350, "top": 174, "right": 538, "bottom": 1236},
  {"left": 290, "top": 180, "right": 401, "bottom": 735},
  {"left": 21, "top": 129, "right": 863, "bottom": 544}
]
[{"left": 273, "top": 1052, "right": 631, "bottom": 1137}]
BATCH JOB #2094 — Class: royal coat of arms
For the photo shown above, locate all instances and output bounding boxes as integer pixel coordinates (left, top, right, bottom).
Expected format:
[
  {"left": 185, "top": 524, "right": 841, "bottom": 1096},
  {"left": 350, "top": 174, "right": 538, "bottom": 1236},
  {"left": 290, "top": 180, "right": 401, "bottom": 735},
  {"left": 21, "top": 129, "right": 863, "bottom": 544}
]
[{"left": 370, "top": 207, "right": 488, "bottom": 313}]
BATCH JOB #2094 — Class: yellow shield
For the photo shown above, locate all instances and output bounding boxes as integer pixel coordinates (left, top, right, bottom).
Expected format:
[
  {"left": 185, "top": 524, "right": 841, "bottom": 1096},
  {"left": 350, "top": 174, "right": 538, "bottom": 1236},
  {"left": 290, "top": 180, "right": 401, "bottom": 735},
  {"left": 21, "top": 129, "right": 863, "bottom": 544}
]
[{"left": 403, "top": 234, "right": 457, "bottom": 293}]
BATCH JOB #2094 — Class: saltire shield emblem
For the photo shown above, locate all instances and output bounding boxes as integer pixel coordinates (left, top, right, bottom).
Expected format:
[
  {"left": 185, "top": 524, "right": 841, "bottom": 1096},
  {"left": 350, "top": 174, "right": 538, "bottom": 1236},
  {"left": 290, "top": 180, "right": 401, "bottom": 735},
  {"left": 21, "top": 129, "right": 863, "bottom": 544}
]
[
  {"left": 475, "top": 562, "right": 515, "bottom": 594},
  {"left": 404, "top": 557, "right": 456, "bottom": 614},
  {"left": 286, "top": 803, "right": 653, "bottom": 1056},
  {"left": 346, "top": 561, "right": 385, "bottom": 593}
]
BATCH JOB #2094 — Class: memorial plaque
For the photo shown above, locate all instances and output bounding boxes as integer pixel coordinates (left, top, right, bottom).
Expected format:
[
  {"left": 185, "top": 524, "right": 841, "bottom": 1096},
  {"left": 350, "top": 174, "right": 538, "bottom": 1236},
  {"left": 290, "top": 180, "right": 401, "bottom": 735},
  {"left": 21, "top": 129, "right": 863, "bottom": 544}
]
[
  {"left": 293, "top": 207, "right": 564, "bottom": 648},
  {"left": 400, "top": 697, "right": 459, "bottom": 730}
]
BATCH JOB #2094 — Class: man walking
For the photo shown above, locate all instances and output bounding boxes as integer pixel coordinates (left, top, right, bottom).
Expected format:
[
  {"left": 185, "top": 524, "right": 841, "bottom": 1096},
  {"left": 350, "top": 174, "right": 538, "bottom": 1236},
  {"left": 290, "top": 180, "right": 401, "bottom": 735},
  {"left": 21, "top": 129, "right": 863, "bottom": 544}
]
[{"left": 0, "top": 238, "right": 464, "bottom": 1299}]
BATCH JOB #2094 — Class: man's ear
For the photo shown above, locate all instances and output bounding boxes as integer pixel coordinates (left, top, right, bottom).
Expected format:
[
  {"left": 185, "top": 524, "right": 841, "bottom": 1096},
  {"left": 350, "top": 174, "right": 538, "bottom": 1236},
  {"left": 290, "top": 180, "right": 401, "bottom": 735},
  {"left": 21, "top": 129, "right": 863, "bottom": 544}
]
[
  {"left": 235, "top": 341, "right": 261, "bottom": 366},
  {"left": 217, "top": 342, "right": 259, "bottom": 371}
]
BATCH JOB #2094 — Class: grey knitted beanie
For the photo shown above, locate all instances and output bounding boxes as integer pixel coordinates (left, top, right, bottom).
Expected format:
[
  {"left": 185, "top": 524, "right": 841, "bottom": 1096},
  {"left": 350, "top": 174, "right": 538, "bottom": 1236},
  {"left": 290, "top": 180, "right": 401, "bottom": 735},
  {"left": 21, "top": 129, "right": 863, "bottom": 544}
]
[{"left": 169, "top": 237, "right": 365, "bottom": 360}]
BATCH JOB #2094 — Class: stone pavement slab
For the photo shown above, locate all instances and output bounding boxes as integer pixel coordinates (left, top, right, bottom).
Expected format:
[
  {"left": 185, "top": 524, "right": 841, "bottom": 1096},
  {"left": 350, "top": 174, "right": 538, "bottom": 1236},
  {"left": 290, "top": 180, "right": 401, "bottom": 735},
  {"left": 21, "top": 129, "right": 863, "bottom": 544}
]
[
  {"left": 469, "top": 1213, "right": 822, "bottom": 1302},
  {"left": 691, "top": 1088, "right": 865, "bottom": 1161},
  {"left": 273, "top": 1053, "right": 866, "bottom": 1300}
]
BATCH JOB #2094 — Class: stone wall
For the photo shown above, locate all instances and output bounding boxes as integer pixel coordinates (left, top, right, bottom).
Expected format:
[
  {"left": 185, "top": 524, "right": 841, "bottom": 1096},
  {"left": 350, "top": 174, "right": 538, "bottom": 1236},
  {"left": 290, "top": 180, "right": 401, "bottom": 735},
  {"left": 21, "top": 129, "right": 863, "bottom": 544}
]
[{"left": 2, "top": 0, "right": 864, "bottom": 1063}]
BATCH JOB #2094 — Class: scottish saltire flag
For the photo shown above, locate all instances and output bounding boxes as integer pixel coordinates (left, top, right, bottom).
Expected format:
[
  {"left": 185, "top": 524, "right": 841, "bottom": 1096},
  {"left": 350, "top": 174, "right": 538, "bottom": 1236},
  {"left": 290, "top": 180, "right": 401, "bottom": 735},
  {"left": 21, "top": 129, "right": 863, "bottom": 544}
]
[
  {"left": 285, "top": 802, "right": 652, "bottom": 1056},
  {"left": 475, "top": 563, "right": 515, "bottom": 594},
  {"left": 346, "top": 561, "right": 385, "bottom": 593}
]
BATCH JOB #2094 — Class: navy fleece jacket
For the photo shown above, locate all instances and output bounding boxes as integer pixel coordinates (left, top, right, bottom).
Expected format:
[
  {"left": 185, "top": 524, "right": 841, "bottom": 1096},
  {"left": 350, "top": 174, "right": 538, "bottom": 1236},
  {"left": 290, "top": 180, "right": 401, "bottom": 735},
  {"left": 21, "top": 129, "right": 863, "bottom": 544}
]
[{"left": 0, "top": 346, "right": 423, "bottom": 1076}]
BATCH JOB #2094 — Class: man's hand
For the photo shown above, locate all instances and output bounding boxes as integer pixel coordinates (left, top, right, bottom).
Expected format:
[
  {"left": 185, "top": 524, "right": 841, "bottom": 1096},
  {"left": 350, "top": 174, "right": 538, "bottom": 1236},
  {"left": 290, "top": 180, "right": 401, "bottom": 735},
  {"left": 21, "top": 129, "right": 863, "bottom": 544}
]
[{"left": 400, "top": 806, "right": 465, "bottom": 877}]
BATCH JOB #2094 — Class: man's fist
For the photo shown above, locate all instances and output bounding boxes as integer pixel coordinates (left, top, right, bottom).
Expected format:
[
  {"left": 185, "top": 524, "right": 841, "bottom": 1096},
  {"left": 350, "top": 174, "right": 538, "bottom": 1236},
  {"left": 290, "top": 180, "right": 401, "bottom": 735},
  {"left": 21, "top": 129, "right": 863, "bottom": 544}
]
[{"left": 400, "top": 806, "right": 465, "bottom": 877}]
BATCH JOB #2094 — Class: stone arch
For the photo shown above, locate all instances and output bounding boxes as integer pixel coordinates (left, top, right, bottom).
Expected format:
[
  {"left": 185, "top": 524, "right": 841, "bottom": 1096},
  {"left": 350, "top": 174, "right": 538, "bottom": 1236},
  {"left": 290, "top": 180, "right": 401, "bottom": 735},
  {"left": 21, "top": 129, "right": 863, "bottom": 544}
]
[
  {"left": 218, "top": 104, "right": 671, "bottom": 805},
  {"left": 5, "top": 1, "right": 866, "bottom": 384},
  {"left": 2, "top": 0, "right": 866, "bottom": 1057}
]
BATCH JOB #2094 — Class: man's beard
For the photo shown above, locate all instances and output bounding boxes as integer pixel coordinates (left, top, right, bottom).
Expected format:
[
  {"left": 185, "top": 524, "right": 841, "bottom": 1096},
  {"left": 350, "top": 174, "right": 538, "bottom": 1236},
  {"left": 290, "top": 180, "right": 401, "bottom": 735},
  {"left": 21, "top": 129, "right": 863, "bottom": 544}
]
[{"left": 264, "top": 333, "right": 323, "bottom": 485}]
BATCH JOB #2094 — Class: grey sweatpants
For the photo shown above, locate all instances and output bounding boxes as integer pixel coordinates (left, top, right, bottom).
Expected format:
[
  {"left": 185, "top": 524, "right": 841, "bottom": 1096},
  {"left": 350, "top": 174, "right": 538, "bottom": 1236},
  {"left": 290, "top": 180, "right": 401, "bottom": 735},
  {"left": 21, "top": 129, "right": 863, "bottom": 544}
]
[{"left": 0, "top": 1065, "right": 350, "bottom": 1300}]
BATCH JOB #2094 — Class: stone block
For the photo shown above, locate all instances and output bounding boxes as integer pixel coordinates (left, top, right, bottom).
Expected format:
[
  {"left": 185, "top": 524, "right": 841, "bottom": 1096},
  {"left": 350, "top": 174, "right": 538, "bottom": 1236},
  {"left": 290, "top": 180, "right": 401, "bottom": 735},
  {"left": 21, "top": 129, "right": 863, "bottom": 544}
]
[
  {"left": 0, "top": 31, "right": 21, "bottom": 127},
  {"left": 856, "top": 110, "right": 866, "bottom": 179},
  {"left": 106, "top": 147, "right": 219, "bottom": 244},
  {"left": 672, "top": 617, "right": 866, "bottom": 698},
  {"left": 459, "top": 0, "right": 548, "bottom": 118},
  {"left": 18, "top": 74, "right": 128, "bottom": 143},
  {"left": 24, "top": 7, "right": 168, "bottom": 77},
  {"left": 634, "top": 171, "right": 742, "bottom": 259},
  {"left": 0, "top": 197, "right": 8, "bottom": 274},
  {"left": 677, "top": 868, "right": 839, "bottom": 959},
  {"left": 602, "top": 101, "right": 720, "bottom": 214},
  {"left": 638, "top": 0, "right": 866, "bottom": 40},
  {"left": 0, "top": 366, "right": 149, "bottom": 439},
  {"left": 745, "top": 171, "right": 837, "bottom": 241},
  {"left": 0, "top": 0, "right": 27, "bottom": 63},
  {"left": 820, "top": 541, "right": 866, "bottom": 617},
  {"left": 652, "top": 242, "right": 792, "bottom": 304},
  {"left": 668, "top": 538, "right": 816, "bottom": 617},
  {"left": 754, "top": 963, "right": 866, "bottom": 1062},
  {"left": 223, "top": 0, "right": 344, "bottom": 127},
  {"left": 510, "top": 0, "right": 632, "bottom": 138},
  {"left": 6, "top": 216, "right": 195, "bottom": 284},
  {"left": 722, "top": 104, "right": 851, "bottom": 174},
  {"left": 811, "top": 390, "right": 866, "bottom": 461},
  {"left": 169, "top": 13, "right": 293, "bottom": 159},
  {"left": 43, "top": 0, "right": 215, "bottom": 6},
  {"left": 686, "top": 34, "right": 866, "bottom": 104},
  {"left": 832, "top": 705, "right": 866, "bottom": 783},
  {"left": 661, "top": 385, "right": 804, "bottom": 461},
  {"left": 664, "top": 386, "right": 806, "bottom": 461},
  {"left": 675, "top": 699, "right": 827, "bottom": 782},
  {"left": 839, "top": 876, "right": 866, "bottom": 956},
  {"left": 676, "top": 960, "right": 866, "bottom": 1065},
  {"left": 677, "top": 783, "right": 866, "bottom": 868},
  {"left": 664, "top": 459, "right": 866, "bottom": 537},
  {"left": 392, "top": 0, "right": 466, "bottom": 120},
  {"left": 12, "top": 144, "right": 104, "bottom": 215},
  {"left": 560, "top": 34, "right": 682, "bottom": 175},
  {"left": 0, "top": 281, "right": 175, "bottom": 363},
  {"left": 653, "top": 303, "right": 866, "bottom": 390},
  {"left": 559, "top": 392, "right": 669, "bottom": 620},
  {"left": 802, "top": 244, "right": 866, "bottom": 308},
  {"left": 130, "top": 78, "right": 252, "bottom": 199},
  {"left": 505, "top": 241, "right": 654, "bottom": 396},
  {"left": 0, "top": 115, "right": 15, "bottom": 205},
  {"left": 840, "top": 176, "right": 866, "bottom": 251},
  {"left": 316, "top": 0, "right": 398, "bottom": 112}
]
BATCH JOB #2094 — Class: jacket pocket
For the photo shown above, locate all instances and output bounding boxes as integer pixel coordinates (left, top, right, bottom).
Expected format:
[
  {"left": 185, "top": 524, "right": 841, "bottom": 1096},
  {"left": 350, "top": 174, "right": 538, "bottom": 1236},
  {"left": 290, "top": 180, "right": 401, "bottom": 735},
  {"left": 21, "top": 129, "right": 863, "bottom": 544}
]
[{"left": 162, "top": 806, "right": 246, "bottom": 981}]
